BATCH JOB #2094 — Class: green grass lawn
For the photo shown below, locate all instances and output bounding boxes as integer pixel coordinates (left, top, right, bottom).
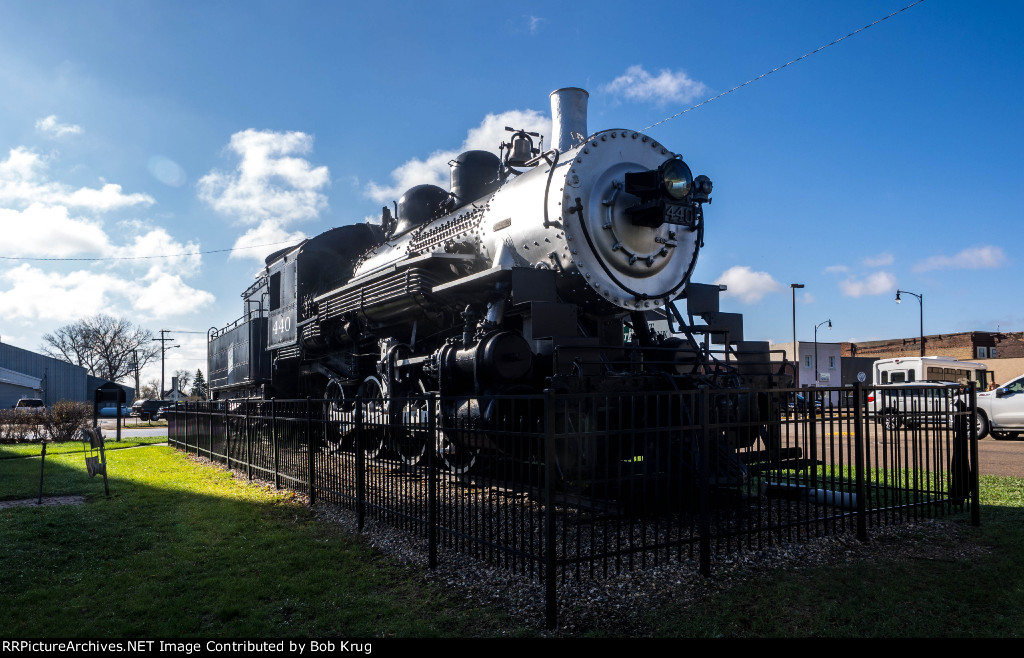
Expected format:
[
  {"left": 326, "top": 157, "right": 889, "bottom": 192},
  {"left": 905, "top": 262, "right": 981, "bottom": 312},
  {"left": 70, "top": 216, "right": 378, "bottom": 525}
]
[
  {"left": 0, "top": 445, "right": 519, "bottom": 637},
  {"left": 1, "top": 443, "right": 1021, "bottom": 637},
  {"left": 0, "top": 437, "right": 167, "bottom": 461}
]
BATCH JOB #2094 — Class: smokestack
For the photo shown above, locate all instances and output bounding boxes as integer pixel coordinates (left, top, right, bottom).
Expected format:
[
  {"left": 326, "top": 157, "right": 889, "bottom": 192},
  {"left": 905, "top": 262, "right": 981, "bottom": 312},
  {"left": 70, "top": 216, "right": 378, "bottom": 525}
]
[{"left": 549, "top": 87, "right": 589, "bottom": 153}]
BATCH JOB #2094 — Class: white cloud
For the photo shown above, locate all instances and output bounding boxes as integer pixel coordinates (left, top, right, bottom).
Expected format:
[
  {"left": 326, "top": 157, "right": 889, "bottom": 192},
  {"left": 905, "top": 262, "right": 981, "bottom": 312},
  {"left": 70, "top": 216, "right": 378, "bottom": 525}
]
[
  {"left": 839, "top": 271, "right": 897, "bottom": 298},
  {"left": 198, "top": 129, "right": 329, "bottom": 224},
  {"left": 603, "top": 65, "right": 708, "bottom": 105},
  {"left": 131, "top": 272, "right": 216, "bottom": 317},
  {"left": 198, "top": 129, "right": 329, "bottom": 262},
  {"left": 229, "top": 220, "right": 307, "bottom": 262},
  {"left": 0, "top": 203, "right": 112, "bottom": 257},
  {"left": 823, "top": 264, "right": 849, "bottom": 274},
  {"left": 0, "top": 263, "right": 130, "bottom": 321},
  {"left": 714, "top": 266, "right": 783, "bottom": 303},
  {"left": 862, "top": 252, "right": 894, "bottom": 267},
  {"left": 0, "top": 135, "right": 215, "bottom": 324},
  {"left": 0, "top": 147, "right": 154, "bottom": 211},
  {"left": 526, "top": 15, "right": 544, "bottom": 34},
  {"left": 366, "top": 109, "right": 548, "bottom": 203},
  {"left": 913, "top": 245, "right": 1006, "bottom": 272},
  {"left": 35, "top": 115, "right": 82, "bottom": 138},
  {"left": 114, "top": 227, "right": 203, "bottom": 275},
  {"left": 0, "top": 262, "right": 214, "bottom": 322}
]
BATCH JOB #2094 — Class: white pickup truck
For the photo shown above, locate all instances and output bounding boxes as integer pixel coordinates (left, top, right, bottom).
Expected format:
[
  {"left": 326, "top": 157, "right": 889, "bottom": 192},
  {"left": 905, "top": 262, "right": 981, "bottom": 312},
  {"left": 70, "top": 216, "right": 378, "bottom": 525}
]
[
  {"left": 867, "top": 382, "right": 957, "bottom": 430},
  {"left": 976, "top": 373, "right": 1024, "bottom": 440}
]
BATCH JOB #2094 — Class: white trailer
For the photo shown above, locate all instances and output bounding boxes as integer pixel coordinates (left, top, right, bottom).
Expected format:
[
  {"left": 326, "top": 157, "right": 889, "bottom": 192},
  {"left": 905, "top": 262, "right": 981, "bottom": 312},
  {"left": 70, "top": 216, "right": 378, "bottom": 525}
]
[{"left": 873, "top": 356, "right": 990, "bottom": 389}]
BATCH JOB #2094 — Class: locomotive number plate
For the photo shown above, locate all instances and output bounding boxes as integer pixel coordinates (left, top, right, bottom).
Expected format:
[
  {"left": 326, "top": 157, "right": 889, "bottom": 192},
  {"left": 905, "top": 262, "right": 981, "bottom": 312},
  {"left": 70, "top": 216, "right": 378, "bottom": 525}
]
[{"left": 663, "top": 204, "right": 695, "bottom": 226}]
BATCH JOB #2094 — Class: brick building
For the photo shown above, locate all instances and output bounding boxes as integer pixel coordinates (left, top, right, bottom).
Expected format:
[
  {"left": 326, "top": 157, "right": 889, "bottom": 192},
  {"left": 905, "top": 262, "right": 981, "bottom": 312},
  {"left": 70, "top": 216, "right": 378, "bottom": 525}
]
[{"left": 842, "top": 331, "right": 1024, "bottom": 361}]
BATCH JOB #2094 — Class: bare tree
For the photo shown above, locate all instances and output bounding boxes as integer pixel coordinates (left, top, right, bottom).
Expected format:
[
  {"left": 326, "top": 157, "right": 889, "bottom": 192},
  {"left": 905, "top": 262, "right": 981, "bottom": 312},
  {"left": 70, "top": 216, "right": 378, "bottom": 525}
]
[
  {"left": 41, "top": 315, "right": 160, "bottom": 384},
  {"left": 173, "top": 368, "right": 192, "bottom": 394},
  {"left": 141, "top": 379, "right": 161, "bottom": 400},
  {"left": 40, "top": 322, "right": 100, "bottom": 374}
]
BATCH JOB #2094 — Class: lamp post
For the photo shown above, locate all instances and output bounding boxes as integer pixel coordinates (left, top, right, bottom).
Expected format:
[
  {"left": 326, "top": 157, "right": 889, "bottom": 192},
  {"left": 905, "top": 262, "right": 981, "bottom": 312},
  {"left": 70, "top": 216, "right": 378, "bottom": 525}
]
[
  {"left": 791, "top": 284, "right": 804, "bottom": 385},
  {"left": 814, "top": 319, "right": 832, "bottom": 387},
  {"left": 895, "top": 289, "right": 924, "bottom": 357}
]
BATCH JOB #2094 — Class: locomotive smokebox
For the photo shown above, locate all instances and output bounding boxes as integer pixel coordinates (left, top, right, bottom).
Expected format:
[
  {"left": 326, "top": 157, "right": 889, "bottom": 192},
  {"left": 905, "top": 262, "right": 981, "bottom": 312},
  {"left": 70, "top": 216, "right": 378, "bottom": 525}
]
[{"left": 550, "top": 87, "right": 589, "bottom": 152}]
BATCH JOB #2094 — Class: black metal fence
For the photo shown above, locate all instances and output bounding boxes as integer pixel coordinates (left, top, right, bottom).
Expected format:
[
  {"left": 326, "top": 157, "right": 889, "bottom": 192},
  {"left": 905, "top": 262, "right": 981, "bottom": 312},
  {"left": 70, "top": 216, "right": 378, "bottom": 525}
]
[{"left": 166, "top": 382, "right": 980, "bottom": 628}]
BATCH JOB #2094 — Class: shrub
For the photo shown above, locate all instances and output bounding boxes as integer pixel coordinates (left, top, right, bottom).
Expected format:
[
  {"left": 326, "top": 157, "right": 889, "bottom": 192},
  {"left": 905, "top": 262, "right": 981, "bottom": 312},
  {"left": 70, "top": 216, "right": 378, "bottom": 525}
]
[
  {"left": 0, "top": 408, "right": 46, "bottom": 443},
  {"left": 42, "top": 401, "right": 92, "bottom": 443}
]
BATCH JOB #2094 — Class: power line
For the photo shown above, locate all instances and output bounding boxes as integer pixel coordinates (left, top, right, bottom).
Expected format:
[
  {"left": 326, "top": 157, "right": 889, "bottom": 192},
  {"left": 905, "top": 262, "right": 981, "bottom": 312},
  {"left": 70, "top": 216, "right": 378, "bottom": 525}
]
[
  {"left": 0, "top": 239, "right": 300, "bottom": 262},
  {"left": 642, "top": 0, "right": 927, "bottom": 132}
]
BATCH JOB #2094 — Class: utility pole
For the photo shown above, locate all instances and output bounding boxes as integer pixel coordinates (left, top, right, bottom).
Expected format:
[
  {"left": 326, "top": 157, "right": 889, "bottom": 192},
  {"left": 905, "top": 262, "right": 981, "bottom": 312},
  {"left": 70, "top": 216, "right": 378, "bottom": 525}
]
[
  {"left": 152, "top": 330, "right": 179, "bottom": 398},
  {"left": 130, "top": 349, "right": 140, "bottom": 397}
]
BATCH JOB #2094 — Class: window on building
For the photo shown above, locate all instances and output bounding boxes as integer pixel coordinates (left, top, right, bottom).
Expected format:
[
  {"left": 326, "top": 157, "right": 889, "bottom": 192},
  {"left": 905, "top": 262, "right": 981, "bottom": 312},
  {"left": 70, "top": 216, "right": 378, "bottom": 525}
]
[
  {"left": 829, "top": 356, "right": 836, "bottom": 369},
  {"left": 990, "top": 347, "right": 997, "bottom": 358},
  {"left": 977, "top": 346, "right": 988, "bottom": 358},
  {"left": 805, "top": 355, "right": 812, "bottom": 368}
]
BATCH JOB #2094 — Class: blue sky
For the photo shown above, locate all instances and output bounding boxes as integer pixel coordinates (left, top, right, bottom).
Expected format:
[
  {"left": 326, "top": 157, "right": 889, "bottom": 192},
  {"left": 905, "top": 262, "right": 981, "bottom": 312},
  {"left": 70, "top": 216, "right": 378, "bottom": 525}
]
[{"left": 0, "top": 0, "right": 1020, "bottom": 386}]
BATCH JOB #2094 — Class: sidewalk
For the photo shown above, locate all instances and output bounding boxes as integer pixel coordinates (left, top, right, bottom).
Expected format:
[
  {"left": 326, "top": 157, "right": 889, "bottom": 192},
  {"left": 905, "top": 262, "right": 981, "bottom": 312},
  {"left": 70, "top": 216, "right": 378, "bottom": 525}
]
[{"left": 97, "top": 419, "right": 168, "bottom": 439}]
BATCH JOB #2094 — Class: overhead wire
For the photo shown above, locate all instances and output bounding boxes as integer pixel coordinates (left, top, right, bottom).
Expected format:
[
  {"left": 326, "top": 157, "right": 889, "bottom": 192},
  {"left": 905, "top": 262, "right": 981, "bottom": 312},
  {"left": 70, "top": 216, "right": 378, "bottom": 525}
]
[
  {"left": 0, "top": 239, "right": 301, "bottom": 262},
  {"left": 1, "top": 3, "right": 926, "bottom": 263},
  {"left": 641, "top": 0, "right": 927, "bottom": 132}
]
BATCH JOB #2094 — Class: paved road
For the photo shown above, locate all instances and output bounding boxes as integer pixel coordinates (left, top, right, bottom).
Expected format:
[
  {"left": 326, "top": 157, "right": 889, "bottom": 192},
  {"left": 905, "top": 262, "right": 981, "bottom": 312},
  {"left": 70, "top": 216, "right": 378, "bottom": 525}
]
[
  {"left": 97, "top": 420, "right": 167, "bottom": 439},
  {"left": 977, "top": 437, "right": 1024, "bottom": 478},
  {"left": 778, "top": 417, "right": 1024, "bottom": 479}
]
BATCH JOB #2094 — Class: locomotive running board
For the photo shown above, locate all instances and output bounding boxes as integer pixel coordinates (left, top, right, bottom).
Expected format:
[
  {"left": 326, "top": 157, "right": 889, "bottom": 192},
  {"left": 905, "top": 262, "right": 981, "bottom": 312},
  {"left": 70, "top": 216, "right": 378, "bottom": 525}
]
[{"left": 431, "top": 265, "right": 556, "bottom": 304}]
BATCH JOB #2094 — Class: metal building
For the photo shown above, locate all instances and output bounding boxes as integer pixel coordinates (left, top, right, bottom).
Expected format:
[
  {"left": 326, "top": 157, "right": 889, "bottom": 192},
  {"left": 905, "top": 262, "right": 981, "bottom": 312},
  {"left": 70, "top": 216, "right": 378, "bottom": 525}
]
[{"left": 0, "top": 341, "right": 89, "bottom": 408}]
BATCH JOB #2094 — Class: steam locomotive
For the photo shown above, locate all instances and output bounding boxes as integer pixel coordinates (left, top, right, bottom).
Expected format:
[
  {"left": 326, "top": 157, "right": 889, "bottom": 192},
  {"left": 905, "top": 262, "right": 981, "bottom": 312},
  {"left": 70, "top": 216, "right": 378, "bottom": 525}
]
[{"left": 208, "top": 88, "right": 786, "bottom": 477}]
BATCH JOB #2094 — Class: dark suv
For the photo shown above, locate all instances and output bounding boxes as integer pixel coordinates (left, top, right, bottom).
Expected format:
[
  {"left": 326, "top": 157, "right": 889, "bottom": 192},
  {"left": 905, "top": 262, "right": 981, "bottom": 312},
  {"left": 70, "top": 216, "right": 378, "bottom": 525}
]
[{"left": 131, "top": 399, "right": 170, "bottom": 421}]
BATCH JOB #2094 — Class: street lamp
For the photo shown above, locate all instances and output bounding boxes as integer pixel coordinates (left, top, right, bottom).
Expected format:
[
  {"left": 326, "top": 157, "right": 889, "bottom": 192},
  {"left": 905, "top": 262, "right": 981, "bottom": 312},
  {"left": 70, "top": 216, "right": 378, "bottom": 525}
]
[
  {"left": 791, "top": 284, "right": 804, "bottom": 385},
  {"left": 895, "top": 289, "right": 924, "bottom": 357},
  {"left": 814, "top": 319, "right": 832, "bottom": 387}
]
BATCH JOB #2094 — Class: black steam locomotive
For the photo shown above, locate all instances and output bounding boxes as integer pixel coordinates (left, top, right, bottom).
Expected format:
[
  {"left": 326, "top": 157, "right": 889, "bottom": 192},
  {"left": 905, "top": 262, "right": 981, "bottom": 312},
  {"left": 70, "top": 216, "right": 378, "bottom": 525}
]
[{"left": 208, "top": 88, "right": 786, "bottom": 476}]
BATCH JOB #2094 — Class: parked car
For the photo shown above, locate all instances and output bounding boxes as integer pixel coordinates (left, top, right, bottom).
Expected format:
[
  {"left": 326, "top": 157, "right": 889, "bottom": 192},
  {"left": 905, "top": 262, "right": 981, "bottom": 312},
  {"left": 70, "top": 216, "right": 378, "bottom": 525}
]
[
  {"left": 786, "top": 392, "right": 823, "bottom": 414},
  {"left": 12, "top": 398, "right": 44, "bottom": 411},
  {"left": 131, "top": 399, "right": 170, "bottom": 421},
  {"left": 976, "top": 374, "right": 1024, "bottom": 440}
]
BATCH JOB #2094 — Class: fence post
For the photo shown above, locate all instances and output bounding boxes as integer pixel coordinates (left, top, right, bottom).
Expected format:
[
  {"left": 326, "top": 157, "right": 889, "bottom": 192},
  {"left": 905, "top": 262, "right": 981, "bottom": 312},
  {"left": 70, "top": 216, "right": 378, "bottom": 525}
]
[
  {"left": 543, "top": 388, "right": 557, "bottom": 630},
  {"left": 809, "top": 390, "right": 819, "bottom": 489},
  {"left": 428, "top": 392, "right": 438, "bottom": 570},
  {"left": 356, "top": 395, "right": 365, "bottom": 532},
  {"left": 183, "top": 402, "right": 188, "bottom": 453},
  {"left": 853, "top": 382, "right": 867, "bottom": 541},
  {"left": 245, "top": 401, "right": 252, "bottom": 481},
  {"left": 969, "top": 381, "right": 980, "bottom": 526},
  {"left": 306, "top": 397, "right": 315, "bottom": 504},
  {"left": 37, "top": 441, "right": 47, "bottom": 504},
  {"left": 272, "top": 398, "right": 280, "bottom": 490},
  {"left": 224, "top": 402, "right": 230, "bottom": 467},
  {"left": 698, "top": 387, "right": 711, "bottom": 577}
]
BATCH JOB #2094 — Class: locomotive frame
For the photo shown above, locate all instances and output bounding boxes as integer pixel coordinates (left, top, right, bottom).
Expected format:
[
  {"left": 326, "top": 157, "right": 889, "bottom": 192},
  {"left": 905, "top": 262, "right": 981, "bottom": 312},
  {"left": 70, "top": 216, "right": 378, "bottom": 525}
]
[{"left": 208, "top": 87, "right": 789, "bottom": 481}]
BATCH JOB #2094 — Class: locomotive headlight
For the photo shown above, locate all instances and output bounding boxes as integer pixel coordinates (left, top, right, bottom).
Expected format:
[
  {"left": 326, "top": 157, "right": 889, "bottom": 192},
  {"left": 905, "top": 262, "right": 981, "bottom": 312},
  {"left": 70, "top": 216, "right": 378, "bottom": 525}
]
[{"left": 661, "top": 159, "right": 693, "bottom": 200}]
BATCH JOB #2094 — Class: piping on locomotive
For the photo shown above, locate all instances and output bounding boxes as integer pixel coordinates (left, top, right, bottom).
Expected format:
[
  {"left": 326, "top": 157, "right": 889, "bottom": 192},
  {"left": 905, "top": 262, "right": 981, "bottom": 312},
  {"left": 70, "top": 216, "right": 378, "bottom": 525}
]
[{"left": 208, "top": 87, "right": 791, "bottom": 479}]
